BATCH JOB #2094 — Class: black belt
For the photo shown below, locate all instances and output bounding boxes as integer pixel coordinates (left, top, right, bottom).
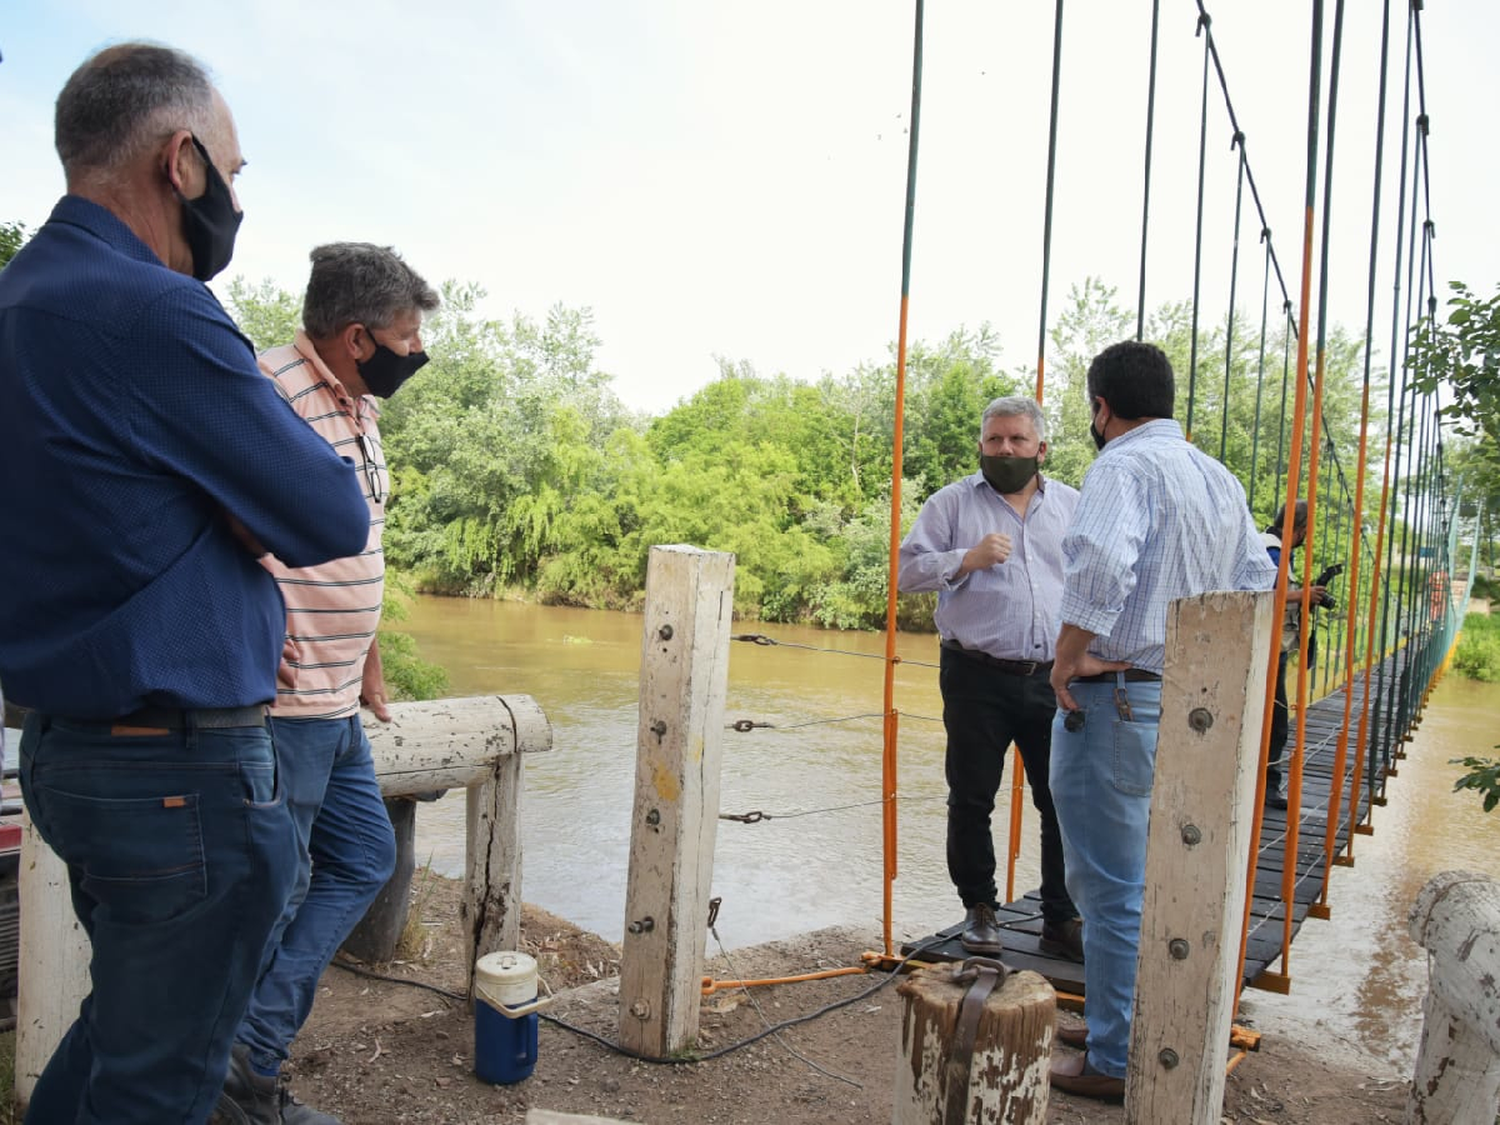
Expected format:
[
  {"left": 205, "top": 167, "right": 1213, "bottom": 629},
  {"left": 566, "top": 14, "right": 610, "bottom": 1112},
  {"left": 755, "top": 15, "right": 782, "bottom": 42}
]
[
  {"left": 74, "top": 705, "right": 269, "bottom": 729},
  {"left": 940, "top": 640, "right": 1052, "bottom": 676},
  {"left": 1073, "top": 669, "right": 1162, "bottom": 683}
]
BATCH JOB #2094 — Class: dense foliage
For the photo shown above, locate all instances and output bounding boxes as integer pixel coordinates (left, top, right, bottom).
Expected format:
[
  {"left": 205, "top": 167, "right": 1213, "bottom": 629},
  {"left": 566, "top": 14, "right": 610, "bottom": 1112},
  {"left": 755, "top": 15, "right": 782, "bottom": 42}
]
[
  {"left": 0, "top": 221, "right": 28, "bottom": 269},
  {"left": 226, "top": 276, "right": 1383, "bottom": 633}
]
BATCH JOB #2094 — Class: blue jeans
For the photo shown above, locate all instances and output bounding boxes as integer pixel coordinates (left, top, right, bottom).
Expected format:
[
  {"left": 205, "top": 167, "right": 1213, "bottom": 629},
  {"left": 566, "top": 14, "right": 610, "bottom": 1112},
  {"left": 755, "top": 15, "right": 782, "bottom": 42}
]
[
  {"left": 236, "top": 715, "right": 395, "bottom": 1075},
  {"left": 19, "top": 711, "right": 298, "bottom": 1125},
  {"left": 1048, "top": 677, "right": 1163, "bottom": 1080}
]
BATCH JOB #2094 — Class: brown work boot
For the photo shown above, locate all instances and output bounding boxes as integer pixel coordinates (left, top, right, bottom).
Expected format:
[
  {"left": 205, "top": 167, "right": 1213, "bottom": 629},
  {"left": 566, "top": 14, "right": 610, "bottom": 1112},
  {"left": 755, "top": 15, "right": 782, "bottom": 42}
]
[
  {"left": 959, "top": 903, "right": 1005, "bottom": 955},
  {"left": 1040, "top": 916, "right": 1085, "bottom": 963}
]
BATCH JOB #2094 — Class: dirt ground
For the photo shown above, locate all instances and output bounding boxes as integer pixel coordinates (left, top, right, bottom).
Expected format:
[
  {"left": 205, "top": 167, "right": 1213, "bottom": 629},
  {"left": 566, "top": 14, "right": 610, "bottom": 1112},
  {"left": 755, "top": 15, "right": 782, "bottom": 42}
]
[{"left": 286, "top": 872, "right": 1411, "bottom": 1124}]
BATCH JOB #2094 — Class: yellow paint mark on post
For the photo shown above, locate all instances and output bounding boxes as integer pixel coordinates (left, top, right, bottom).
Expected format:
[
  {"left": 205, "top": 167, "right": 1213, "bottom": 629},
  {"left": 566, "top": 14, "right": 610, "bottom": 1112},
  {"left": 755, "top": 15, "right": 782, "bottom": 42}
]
[{"left": 653, "top": 763, "right": 681, "bottom": 802}]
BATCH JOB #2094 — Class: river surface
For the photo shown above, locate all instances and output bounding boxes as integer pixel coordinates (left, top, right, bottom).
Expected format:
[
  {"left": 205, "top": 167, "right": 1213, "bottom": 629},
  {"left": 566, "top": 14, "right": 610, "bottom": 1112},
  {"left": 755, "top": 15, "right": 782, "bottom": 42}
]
[{"left": 401, "top": 596, "right": 1500, "bottom": 1072}]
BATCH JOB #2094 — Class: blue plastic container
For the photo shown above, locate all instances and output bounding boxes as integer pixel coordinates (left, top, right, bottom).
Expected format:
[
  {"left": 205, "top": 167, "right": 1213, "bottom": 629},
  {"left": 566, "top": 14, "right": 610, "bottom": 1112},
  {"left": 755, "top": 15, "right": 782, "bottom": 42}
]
[{"left": 474, "top": 951, "right": 540, "bottom": 1084}]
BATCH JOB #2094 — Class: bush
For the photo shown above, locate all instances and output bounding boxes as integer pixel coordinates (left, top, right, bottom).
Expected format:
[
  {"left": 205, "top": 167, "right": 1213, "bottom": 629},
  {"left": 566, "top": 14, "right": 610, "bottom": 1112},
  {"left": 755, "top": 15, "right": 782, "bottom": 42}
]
[{"left": 1452, "top": 612, "right": 1500, "bottom": 683}]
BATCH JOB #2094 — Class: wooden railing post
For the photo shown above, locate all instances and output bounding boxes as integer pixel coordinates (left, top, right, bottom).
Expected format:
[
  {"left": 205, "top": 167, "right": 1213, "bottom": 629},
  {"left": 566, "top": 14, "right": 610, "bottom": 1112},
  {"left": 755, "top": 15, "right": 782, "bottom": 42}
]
[
  {"left": 618, "top": 545, "right": 735, "bottom": 1057},
  {"left": 15, "top": 813, "right": 89, "bottom": 1106},
  {"left": 1405, "top": 870, "right": 1500, "bottom": 1124},
  {"left": 1127, "top": 590, "right": 1274, "bottom": 1124}
]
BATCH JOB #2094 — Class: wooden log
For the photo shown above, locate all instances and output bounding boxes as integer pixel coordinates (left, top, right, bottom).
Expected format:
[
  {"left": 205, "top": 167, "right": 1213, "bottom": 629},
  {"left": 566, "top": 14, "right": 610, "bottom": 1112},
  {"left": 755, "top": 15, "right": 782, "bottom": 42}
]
[
  {"left": 1127, "top": 590, "right": 1274, "bottom": 1124},
  {"left": 1405, "top": 870, "right": 1500, "bottom": 1124},
  {"left": 892, "top": 961, "right": 1054, "bottom": 1124},
  {"left": 365, "top": 694, "right": 551, "bottom": 796},
  {"left": 15, "top": 812, "right": 90, "bottom": 1106},
  {"left": 618, "top": 545, "right": 735, "bottom": 1058},
  {"left": 14, "top": 695, "right": 551, "bottom": 1107}
]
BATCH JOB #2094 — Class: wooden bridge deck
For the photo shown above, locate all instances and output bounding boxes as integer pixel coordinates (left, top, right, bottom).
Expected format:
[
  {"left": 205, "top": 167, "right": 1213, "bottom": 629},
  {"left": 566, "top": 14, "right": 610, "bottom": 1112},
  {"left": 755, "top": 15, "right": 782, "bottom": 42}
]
[{"left": 902, "top": 648, "right": 1411, "bottom": 997}]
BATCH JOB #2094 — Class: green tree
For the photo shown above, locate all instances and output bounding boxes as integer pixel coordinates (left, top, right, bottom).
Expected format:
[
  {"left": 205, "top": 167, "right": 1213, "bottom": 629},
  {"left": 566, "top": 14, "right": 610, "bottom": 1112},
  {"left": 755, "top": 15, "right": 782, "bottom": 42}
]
[
  {"left": 1, "top": 221, "right": 29, "bottom": 269},
  {"left": 1411, "top": 280, "right": 1500, "bottom": 811},
  {"left": 224, "top": 276, "right": 303, "bottom": 350}
]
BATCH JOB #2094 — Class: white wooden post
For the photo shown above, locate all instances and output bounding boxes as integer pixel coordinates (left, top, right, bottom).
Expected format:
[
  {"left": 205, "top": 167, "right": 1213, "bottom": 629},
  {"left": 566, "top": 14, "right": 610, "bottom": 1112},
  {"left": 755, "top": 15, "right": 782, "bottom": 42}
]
[
  {"left": 1405, "top": 870, "right": 1500, "bottom": 1125},
  {"left": 14, "top": 694, "right": 550, "bottom": 1108},
  {"left": 618, "top": 545, "right": 735, "bottom": 1057},
  {"left": 15, "top": 813, "right": 90, "bottom": 1106},
  {"left": 1127, "top": 590, "right": 1274, "bottom": 1124}
]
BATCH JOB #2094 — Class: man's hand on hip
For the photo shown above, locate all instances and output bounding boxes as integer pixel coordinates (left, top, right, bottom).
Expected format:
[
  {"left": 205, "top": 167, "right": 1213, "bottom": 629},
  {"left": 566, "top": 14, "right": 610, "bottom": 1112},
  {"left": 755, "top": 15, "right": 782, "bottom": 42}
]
[{"left": 1050, "top": 624, "right": 1129, "bottom": 713}]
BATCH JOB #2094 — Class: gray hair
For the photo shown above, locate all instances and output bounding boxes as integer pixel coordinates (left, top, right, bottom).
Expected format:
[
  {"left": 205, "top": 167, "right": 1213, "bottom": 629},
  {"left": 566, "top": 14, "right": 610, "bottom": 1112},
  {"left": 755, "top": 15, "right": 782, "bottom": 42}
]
[
  {"left": 302, "top": 243, "right": 441, "bottom": 338},
  {"left": 980, "top": 395, "right": 1046, "bottom": 443},
  {"left": 55, "top": 43, "right": 218, "bottom": 181}
]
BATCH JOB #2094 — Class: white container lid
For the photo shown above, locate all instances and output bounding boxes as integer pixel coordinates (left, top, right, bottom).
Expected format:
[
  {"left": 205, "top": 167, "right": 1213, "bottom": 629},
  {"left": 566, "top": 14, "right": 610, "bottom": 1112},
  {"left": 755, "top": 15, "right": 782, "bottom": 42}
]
[{"left": 475, "top": 950, "right": 538, "bottom": 1010}]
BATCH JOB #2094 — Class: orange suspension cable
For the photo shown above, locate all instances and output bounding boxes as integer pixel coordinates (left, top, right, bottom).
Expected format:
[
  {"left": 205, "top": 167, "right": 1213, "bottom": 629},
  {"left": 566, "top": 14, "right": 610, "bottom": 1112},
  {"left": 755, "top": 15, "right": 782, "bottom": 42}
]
[
  {"left": 880, "top": 0, "right": 925, "bottom": 960},
  {"left": 1319, "top": 0, "right": 1394, "bottom": 906},
  {"left": 1235, "top": 0, "right": 1324, "bottom": 1010}
]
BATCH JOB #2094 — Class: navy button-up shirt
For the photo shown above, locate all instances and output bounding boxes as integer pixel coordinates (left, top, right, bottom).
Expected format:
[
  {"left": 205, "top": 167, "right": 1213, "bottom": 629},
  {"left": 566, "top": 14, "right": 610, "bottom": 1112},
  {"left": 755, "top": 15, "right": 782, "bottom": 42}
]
[{"left": 0, "top": 196, "right": 370, "bottom": 718}]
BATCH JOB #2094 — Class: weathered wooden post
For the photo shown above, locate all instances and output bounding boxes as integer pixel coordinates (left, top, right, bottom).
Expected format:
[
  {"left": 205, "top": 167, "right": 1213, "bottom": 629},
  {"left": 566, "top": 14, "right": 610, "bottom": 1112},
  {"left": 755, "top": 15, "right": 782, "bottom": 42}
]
[
  {"left": 618, "top": 545, "right": 735, "bottom": 1057},
  {"left": 15, "top": 813, "right": 90, "bottom": 1104},
  {"left": 14, "top": 694, "right": 549, "bottom": 1108},
  {"left": 1127, "top": 590, "right": 1274, "bottom": 1124},
  {"left": 892, "top": 960, "right": 1054, "bottom": 1124},
  {"left": 1405, "top": 870, "right": 1500, "bottom": 1125},
  {"left": 361, "top": 694, "right": 550, "bottom": 981}
]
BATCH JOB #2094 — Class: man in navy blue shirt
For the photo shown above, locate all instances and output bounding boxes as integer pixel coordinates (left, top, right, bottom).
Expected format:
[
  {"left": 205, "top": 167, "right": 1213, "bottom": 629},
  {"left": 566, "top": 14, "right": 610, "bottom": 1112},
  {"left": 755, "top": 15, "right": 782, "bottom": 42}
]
[{"left": 0, "top": 43, "right": 368, "bottom": 1124}]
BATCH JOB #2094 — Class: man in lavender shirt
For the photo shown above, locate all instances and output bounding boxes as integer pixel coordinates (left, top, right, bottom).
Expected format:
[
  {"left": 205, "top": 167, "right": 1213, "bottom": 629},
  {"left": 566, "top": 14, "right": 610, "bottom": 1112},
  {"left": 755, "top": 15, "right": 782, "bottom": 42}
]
[{"left": 898, "top": 395, "right": 1084, "bottom": 961}]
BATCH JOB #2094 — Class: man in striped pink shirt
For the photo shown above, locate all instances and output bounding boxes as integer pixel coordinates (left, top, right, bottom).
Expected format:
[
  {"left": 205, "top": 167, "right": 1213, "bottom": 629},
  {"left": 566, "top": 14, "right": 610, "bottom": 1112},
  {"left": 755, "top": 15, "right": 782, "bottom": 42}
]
[{"left": 218, "top": 243, "right": 439, "bottom": 1125}]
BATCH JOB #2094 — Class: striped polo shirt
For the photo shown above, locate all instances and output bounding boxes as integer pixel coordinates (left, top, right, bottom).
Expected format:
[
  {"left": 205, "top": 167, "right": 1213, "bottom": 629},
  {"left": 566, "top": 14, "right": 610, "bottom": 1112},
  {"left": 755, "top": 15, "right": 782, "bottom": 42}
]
[{"left": 259, "top": 332, "right": 387, "bottom": 719}]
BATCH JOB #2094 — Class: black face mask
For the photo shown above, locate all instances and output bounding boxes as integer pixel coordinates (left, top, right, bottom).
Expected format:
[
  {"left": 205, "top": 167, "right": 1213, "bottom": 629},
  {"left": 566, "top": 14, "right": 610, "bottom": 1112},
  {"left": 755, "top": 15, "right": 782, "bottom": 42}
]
[
  {"left": 357, "top": 335, "right": 429, "bottom": 399},
  {"left": 1089, "top": 422, "right": 1107, "bottom": 451},
  {"left": 979, "top": 454, "right": 1039, "bottom": 495},
  {"left": 176, "top": 135, "right": 243, "bottom": 281}
]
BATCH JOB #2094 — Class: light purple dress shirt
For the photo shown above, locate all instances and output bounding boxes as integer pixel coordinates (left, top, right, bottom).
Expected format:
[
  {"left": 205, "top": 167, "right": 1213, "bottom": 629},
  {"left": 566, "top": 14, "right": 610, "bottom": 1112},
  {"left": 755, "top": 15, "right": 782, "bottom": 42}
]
[{"left": 898, "top": 473, "right": 1079, "bottom": 662}]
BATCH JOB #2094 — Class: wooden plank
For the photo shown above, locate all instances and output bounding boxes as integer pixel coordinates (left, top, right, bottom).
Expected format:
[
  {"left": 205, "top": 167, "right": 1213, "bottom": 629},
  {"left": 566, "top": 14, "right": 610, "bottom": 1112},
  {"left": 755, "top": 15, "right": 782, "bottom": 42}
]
[
  {"left": 1127, "top": 590, "right": 1274, "bottom": 1125},
  {"left": 618, "top": 545, "right": 735, "bottom": 1057}
]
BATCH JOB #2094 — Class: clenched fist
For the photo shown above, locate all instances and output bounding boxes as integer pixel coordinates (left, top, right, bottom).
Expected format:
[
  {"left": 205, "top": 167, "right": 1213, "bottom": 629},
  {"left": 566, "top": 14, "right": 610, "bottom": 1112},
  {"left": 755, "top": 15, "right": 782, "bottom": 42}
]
[{"left": 960, "top": 532, "right": 1013, "bottom": 576}]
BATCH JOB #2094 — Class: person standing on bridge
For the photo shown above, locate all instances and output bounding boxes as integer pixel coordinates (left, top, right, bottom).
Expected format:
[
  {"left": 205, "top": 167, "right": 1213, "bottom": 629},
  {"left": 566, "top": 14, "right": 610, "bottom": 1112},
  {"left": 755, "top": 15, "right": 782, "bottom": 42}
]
[
  {"left": 216, "top": 244, "right": 440, "bottom": 1125},
  {"left": 1261, "top": 500, "right": 1330, "bottom": 811},
  {"left": 1047, "top": 340, "right": 1275, "bottom": 1102},
  {"left": 897, "top": 395, "right": 1085, "bottom": 963},
  {"left": 0, "top": 44, "right": 370, "bottom": 1122}
]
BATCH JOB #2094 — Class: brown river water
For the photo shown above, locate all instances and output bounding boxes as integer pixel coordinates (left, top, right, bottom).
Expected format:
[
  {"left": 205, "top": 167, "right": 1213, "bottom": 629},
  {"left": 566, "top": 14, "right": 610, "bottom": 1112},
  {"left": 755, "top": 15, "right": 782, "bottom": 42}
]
[{"left": 401, "top": 596, "right": 1500, "bottom": 1072}]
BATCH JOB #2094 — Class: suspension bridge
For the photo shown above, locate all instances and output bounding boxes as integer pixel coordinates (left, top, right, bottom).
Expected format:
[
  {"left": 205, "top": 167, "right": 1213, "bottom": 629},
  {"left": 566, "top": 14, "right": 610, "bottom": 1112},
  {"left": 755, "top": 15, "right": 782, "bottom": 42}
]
[{"left": 714, "top": 0, "right": 1483, "bottom": 1036}]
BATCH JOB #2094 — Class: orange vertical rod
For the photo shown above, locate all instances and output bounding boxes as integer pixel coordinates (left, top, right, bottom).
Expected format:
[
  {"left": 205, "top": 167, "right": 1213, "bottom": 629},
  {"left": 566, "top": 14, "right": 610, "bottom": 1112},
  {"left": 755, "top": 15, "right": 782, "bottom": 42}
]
[
  {"left": 1280, "top": 0, "right": 1345, "bottom": 976},
  {"left": 1320, "top": 0, "right": 1393, "bottom": 901},
  {"left": 1235, "top": 0, "right": 1323, "bottom": 1016},
  {"left": 880, "top": 0, "right": 925, "bottom": 959}
]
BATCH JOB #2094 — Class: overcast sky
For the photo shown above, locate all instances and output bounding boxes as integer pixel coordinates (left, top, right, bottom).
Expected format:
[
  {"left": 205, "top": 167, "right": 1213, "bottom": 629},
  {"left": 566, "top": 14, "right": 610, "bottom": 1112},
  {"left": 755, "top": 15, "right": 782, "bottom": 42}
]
[{"left": 3, "top": 1, "right": 1496, "bottom": 413}]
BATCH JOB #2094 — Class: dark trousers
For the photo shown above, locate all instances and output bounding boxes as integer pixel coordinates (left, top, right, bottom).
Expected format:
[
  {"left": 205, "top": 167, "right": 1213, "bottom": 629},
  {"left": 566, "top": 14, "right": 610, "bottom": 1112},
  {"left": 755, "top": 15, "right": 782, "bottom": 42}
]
[
  {"left": 1268, "top": 653, "right": 1290, "bottom": 793},
  {"left": 939, "top": 647, "right": 1076, "bottom": 925}
]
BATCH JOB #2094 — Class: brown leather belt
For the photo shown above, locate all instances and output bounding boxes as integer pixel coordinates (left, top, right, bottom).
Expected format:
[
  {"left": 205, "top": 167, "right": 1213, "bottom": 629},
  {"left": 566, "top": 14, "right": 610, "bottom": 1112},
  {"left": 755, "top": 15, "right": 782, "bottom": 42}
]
[
  {"left": 940, "top": 640, "right": 1052, "bottom": 676},
  {"left": 1073, "top": 669, "right": 1162, "bottom": 683}
]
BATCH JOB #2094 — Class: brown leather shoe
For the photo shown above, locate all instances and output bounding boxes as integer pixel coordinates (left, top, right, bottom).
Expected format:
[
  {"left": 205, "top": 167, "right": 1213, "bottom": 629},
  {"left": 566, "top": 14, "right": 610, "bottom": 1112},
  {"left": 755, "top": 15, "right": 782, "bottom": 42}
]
[
  {"left": 959, "top": 903, "right": 1004, "bottom": 955},
  {"left": 1049, "top": 1052, "right": 1125, "bottom": 1102},
  {"left": 1039, "top": 916, "right": 1085, "bottom": 962},
  {"left": 1055, "top": 1022, "right": 1088, "bottom": 1049}
]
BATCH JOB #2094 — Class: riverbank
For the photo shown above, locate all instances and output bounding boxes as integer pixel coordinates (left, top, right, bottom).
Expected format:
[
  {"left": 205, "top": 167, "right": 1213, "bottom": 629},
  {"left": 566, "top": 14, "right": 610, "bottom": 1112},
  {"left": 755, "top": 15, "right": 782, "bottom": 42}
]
[{"left": 278, "top": 873, "right": 1407, "bottom": 1124}]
